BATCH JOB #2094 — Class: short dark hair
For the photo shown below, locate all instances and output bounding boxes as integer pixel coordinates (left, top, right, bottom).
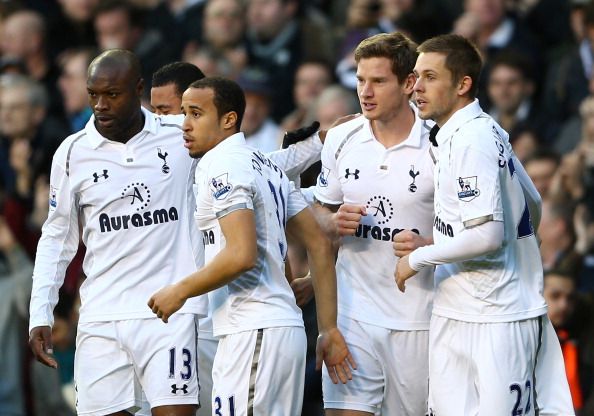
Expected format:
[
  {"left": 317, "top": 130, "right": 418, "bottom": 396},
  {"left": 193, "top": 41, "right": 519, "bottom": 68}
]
[
  {"left": 489, "top": 51, "right": 534, "bottom": 82},
  {"left": 94, "top": 0, "right": 145, "bottom": 29},
  {"left": 188, "top": 76, "right": 245, "bottom": 131},
  {"left": 417, "top": 34, "right": 483, "bottom": 98},
  {"left": 152, "top": 62, "right": 205, "bottom": 97},
  {"left": 354, "top": 31, "right": 418, "bottom": 84}
]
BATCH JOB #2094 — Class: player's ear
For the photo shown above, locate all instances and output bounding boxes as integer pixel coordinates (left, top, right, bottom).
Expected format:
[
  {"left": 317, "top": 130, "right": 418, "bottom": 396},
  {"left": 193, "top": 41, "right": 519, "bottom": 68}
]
[
  {"left": 457, "top": 75, "right": 472, "bottom": 97},
  {"left": 221, "top": 111, "right": 238, "bottom": 130}
]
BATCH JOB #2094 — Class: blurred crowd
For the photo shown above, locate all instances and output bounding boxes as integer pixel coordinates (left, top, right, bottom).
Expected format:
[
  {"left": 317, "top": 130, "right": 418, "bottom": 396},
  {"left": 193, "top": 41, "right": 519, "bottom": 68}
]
[{"left": 0, "top": 0, "right": 594, "bottom": 414}]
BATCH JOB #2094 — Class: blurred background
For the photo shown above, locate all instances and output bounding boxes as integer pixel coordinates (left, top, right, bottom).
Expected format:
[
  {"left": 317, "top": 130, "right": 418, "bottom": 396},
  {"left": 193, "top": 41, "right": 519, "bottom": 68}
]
[{"left": 0, "top": 0, "right": 593, "bottom": 414}]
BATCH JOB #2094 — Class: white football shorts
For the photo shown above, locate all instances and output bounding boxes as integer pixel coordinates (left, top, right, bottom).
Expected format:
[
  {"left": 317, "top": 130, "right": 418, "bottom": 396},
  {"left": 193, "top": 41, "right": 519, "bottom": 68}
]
[
  {"left": 428, "top": 314, "right": 574, "bottom": 416},
  {"left": 322, "top": 316, "right": 429, "bottom": 415},
  {"left": 212, "top": 326, "right": 306, "bottom": 416},
  {"left": 74, "top": 314, "right": 199, "bottom": 415}
]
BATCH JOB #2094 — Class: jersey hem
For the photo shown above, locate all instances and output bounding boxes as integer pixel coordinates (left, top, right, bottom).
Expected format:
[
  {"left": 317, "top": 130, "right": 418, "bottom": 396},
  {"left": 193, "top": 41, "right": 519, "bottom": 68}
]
[
  {"left": 432, "top": 305, "right": 548, "bottom": 323},
  {"left": 339, "top": 311, "right": 430, "bottom": 331},
  {"left": 78, "top": 308, "right": 206, "bottom": 323},
  {"left": 213, "top": 318, "right": 304, "bottom": 337}
]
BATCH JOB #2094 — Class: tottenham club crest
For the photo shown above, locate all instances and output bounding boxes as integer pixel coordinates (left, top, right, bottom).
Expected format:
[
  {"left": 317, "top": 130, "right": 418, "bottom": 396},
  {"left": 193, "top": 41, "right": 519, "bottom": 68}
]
[
  {"left": 408, "top": 165, "right": 420, "bottom": 193},
  {"left": 457, "top": 176, "right": 480, "bottom": 201},
  {"left": 210, "top": 173, "right": 233, "bottom": 200},
  {"left": 157, "top": 148, "right": 170, "bottom": 174},
  {"left": 319, "top": 166, "right": 330, "bottom": 187}
]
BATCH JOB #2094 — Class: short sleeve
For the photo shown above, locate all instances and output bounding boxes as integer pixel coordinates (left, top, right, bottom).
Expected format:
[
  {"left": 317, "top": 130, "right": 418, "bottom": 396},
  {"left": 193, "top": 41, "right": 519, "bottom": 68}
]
[
  {"left": 287, "top": 181, "right": 308, "bottom": 219},
  {"left": 451, "top": 139, "right": 503, "bottom": 226},
  {"left": 206, "top": 153, "right": 255, "bottom": 219}
]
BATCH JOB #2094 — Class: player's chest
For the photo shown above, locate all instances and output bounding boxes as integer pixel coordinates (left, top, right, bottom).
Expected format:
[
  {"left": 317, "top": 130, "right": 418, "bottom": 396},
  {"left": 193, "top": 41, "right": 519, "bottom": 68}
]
[
  {"left": 335, "top": 148, "right": 434, "bottom": 207},
  {"left": 72, "top": 143, "right": 191, "bottom": 212}
]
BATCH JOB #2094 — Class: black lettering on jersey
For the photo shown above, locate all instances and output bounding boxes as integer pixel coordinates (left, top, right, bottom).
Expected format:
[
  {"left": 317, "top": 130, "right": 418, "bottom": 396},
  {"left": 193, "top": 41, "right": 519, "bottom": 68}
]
[
  {"left": 354, "top": 224, "right": 419, "bottom": 242},
  {"left": 203, "top": 230, "right": 215, "bottom": 245},
  {"left": 433, "top": 215, "right": 454, "bottom": 237},
  {"left": 251, "top": 151, "right": 283, "bottom": 179},
  {"left": 99, "top": 207, "right": 178, "bottom": 232},
  {"left": 171, "top": 384, "right": 188, "bottom": 394}
]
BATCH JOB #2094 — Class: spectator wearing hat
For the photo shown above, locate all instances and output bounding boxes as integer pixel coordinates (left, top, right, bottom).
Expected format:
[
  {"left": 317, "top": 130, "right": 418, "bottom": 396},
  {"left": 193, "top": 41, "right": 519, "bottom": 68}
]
[{"left": 237, "top": 68, "right": 282, "bottom": 152}]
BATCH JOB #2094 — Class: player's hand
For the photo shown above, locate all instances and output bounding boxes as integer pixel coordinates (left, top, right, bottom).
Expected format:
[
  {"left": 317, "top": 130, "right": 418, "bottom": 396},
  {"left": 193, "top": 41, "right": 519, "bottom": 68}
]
[
  {"left": 316, "top": 327, "right": 357, "bottom": 384},
  {"left": 148, "top": 284, "right": 186, "bottom": 323},
  {"left": 395, "top": 254, "right": 418, "bottom": 293},
  {"left": 333, "top": 204, "right": 366, "bottom": 236},
  {"left": 29, "top": 326, "right": 58, "bottom": 368},
  {"left": 290, "top": 273, "right": 314, "bottom": 306},
  {"left": 393, "top": 230, "right": 429, "bottom": 257}
]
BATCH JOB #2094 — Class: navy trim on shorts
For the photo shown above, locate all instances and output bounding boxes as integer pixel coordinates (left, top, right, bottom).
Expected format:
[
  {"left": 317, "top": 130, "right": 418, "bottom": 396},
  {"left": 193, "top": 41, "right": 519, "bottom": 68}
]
[
  {"left": 247, "top": 329, "right": 263, "bottom": 416},
  {"left": 531, "top": 315, "right": 543, "bottom": 415}
]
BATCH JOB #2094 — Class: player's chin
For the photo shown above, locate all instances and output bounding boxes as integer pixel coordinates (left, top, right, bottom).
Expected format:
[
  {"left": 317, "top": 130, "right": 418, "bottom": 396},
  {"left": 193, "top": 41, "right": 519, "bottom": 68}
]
[{"left": 188, "top": 148, "right": 204, "bottom": 159}]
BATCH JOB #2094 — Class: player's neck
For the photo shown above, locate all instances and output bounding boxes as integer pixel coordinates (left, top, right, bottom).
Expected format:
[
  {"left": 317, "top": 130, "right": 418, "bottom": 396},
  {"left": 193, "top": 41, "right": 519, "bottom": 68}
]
[{"left": 370, "top": 105, "right": 415, "bottom": 148}]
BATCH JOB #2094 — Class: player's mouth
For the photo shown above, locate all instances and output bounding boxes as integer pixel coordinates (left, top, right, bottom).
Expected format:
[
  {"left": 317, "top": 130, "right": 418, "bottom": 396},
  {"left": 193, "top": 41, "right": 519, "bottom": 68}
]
[
  {"left": 95, "top": 115, "right": 115, "bottom": 128},
  {"left": 361, "top": 102, "right": 377, "bottom": 111},
  {"left": 183, "top": 134, "right": 194, "bottom": 149}
]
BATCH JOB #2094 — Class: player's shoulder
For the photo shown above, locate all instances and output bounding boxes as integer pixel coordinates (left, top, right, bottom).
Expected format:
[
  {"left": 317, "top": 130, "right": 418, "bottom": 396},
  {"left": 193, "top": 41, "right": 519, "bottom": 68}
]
[
  {"left": 154, "top": 113, "right": 184, "bottom": 131},
  {"left": 454, "top": 113, "right": 503, "bottom": 148},
  {"left": 324, "top": 115, "right": 367, "bottom": 150},
  {"left": 52, "top": 129, "right": 90, "bottom": 165}
]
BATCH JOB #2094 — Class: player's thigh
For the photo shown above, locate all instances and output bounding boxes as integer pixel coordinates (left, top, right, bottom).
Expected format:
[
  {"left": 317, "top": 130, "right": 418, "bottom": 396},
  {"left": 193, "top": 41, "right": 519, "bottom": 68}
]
[
  {"left": 475, "top": 319, "right": 541, "bottom": 416},
  {"left": 197, "top": 336, "right": 218, "bottom": 416},
  {"left": 128, "top": 315, "right": 199, "bottom": 410},
  {"left": 322, "top": 317, "right": 384, "bottom": 415},
  {"left": 428, "top": 316, "right": 478, "bottom": 416},
  {"left": 74, "top": 321, "right": 143, "bottom": 416},
  {"left": 212, "top": 326, "right": 306, "bottom": 416},
  {"left": 380, "top": 329, "right": 429, "bottom": 416}
]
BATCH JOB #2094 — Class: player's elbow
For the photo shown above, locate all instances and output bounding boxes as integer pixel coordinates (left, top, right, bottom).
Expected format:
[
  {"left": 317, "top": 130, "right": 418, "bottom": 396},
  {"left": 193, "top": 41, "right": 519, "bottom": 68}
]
[
  {"left": 233, "top": 247, "right": 258, "bottom": 273},
  {"left": 478, "top": 221, "right": 505, "bottom": 255}
]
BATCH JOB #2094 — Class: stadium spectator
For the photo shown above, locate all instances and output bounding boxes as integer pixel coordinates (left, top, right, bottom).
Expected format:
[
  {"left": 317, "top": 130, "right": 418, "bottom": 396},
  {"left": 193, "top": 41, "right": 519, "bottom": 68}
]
[
  {"left": 281, "top": 60, "right": 334, "bottom": 133},
  {"left": 237, "top": 68, "right": 282, "bottom": 152},
  {"left": 544, "top": 270, "right": 594, "bottom": 413},
  {"left": 0, "top": 9, "right": 65, "bottom": 117},
  {"left": 245, "top": 0, "right": 333, "bottom": 121},
  {"left": 93, "top": 0, "right": 177, "bottom": 99},
  {"left": 0, "top": 216, "right": 33, "bottom": 416},
  {"left": 524, "top": 148, "right": 561, "bottom": 200},
  {"left": 57, "top": 48, "right": 97, "bottom": 133},
  {"left": 44, "top": 0, "right": 98, "bottom": 60}
]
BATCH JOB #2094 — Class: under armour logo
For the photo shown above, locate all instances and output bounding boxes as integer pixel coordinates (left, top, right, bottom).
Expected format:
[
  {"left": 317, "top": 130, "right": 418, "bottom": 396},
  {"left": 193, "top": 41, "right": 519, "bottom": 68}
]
[
  {"left": 345, "top": 168, "right": 360, "bottom": 180},
  {"left": 158, "top": 148, "right": 170, "bottom": 174},
  {"left": 408, "top": 165, "right": 420, "bottom": 193},
  {"left": 171, "top": 384, "right": 189, "bottom": 394},
  {"left": 92, "top": 170, "right": 109, "bottom": 182}
]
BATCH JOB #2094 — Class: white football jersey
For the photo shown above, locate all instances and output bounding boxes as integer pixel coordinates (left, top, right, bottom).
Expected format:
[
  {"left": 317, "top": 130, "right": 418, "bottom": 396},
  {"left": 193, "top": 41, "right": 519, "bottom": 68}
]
[
  {"left": 314, "top": 111, "right": 435, "bottom": 330},
  {"left": 431, "top": 100, "right": 547, "bottom": 322},
  {"left": 195, "top": 133, "right": 305, "bottom": 337},
  {"left": 29, "top": 109, "right": 207, "bottom": 331},
  {"left": 197, "top": 132, "right": 323, "bottom": 340}
]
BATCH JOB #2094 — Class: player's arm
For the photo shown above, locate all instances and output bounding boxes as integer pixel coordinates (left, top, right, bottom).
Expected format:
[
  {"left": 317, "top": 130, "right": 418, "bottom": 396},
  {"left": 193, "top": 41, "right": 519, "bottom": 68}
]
[
  {"left": 148, "top": 208, "right": 256, "bottom": 322},
  {"left": 396, "top": 220, "right": 504, "bottom": 290},
  {"left": 29, "top": 155, "right": 80, "bottom": 369},
  {"left": 397, "top": 141, "right": 505, "bottom": 291},
  {"left": 313, "top": 201, "right": 367, "bottom": 239},
  {"left": 268, "top": 116, "right": 359, "bottom": 180},
  {"left": 286, "top": 206, "right": 356, "bottom": 384}
]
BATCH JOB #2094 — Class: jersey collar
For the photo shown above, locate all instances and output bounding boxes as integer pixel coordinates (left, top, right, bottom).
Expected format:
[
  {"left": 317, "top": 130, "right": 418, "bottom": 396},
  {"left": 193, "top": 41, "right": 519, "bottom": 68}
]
[
  {"left": 198, "top": 132, "right": 246, "bottom": 168},
  {"left": 435, "top": 99, "right": 483, "bottom": 146},
  {"left": 361, "top": 103, "right": 427, "bottom": 149},
  {"left": 85, "top": 106, "right": 158, "bottom": 149}
]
